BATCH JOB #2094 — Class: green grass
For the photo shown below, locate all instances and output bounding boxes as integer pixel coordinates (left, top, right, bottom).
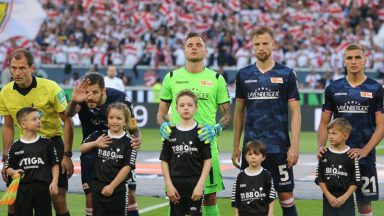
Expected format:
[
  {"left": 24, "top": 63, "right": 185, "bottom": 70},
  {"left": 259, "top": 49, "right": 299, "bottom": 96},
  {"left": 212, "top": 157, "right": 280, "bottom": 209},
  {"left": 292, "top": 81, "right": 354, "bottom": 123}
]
[
  {"left": 1, "top": 127, "right": 384, "bottom": 154},
  {"left": 1, "top": 193, "right": 383, "bottom": 215}
]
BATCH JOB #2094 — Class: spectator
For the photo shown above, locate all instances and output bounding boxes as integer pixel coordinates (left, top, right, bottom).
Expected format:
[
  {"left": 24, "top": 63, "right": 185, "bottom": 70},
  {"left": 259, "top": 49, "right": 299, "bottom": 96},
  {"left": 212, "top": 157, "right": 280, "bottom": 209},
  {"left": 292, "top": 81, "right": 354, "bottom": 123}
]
[
  {"left": 104, "top": 65, "right": 125, "bottom": 92},
  {"left": 305, "top": 69, "right": 321, "bottom": 89}
]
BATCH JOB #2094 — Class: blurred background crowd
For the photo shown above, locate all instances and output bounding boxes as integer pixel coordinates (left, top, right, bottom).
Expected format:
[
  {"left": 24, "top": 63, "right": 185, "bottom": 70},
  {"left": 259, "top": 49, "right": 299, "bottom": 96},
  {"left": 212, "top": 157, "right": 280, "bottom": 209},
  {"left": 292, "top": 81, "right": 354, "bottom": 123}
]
[{"left": 0, "top": 0, "right": 383, "bottom": 89}]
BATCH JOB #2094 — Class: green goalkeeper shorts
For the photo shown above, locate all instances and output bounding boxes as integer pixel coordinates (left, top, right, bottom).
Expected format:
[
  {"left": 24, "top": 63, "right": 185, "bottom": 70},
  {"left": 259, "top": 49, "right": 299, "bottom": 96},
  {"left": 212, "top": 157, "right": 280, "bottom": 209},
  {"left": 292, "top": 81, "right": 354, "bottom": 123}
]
[{"left": 204, "top": 139, "right": 225, "bottom": 194}]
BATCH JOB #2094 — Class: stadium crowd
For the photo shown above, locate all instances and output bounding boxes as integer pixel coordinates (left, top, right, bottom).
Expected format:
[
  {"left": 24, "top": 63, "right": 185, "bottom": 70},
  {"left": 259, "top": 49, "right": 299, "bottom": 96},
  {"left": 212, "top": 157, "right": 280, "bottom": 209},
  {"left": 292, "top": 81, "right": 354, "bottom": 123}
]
[{"left": 0, "top": 0, "right": 383, "bottom": 87}]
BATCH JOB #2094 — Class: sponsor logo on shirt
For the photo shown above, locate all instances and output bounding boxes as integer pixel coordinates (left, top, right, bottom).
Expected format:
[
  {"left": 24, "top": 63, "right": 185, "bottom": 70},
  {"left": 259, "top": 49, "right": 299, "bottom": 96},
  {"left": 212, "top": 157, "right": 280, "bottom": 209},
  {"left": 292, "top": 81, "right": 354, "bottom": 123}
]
[
  {"left": 240, "top": 187, "right": 267, "bottom": 203},
  {"left": 15, "top": 150, "right": 24, "bottom": 155},
  {"left": 240, "top": 184, "right": 247, "bottom": 188},
  {"left": 270, "top": 77, "right": 283, "bottom": 83},
  {"left": 200, "top": 80, "right": 212, "bottom": 86},
  {"left": 19, "top": 157, "right": 45, "bottom": 169},
  {"left": 98, "top": 148, "right": 124, "bottom": 162},
  {"left": 334, "top": 92, "right": 348, "bottom": 96},
  {"left": 244, "top": 80, "right": 258, "bottom": 84},
  {"left": 172, "top": 141, "right": 198, "bottom": 157},
  {"left": 247, "top": 88, "right": 279, "bottom": 100},
  {"left": 176, "top": 81, "right": 189, "bottom": 84},
  {"left": 360, "top": 91, "right": 373, "bottom": 98},
  {"left": 324, "top": 165, "right": 348, "bottom": 178},
  {"left": 337, "top": 101, "right": 368, "bottom": 113}
]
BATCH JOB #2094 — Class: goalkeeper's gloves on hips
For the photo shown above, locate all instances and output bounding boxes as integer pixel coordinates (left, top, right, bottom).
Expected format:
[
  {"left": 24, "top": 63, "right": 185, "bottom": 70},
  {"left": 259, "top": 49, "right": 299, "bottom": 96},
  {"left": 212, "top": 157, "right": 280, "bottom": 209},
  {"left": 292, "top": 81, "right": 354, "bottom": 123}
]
[
  {"left": 160, "top": 121, "right": 174, "bottom": 141},
  {"left": 198, "top": 123, "right": 222, "bottom": 144}
]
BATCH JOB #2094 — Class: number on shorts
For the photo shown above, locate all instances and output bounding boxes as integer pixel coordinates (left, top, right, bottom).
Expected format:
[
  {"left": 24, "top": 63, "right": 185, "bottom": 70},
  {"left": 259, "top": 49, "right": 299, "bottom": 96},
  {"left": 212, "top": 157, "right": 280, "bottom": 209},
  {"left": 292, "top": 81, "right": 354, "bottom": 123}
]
[
  {"left": 278, "top": 165, "right": 289, "bottom": 182},
  {"left": 361, "top": 176, "right": 377, "bottom": 193}
]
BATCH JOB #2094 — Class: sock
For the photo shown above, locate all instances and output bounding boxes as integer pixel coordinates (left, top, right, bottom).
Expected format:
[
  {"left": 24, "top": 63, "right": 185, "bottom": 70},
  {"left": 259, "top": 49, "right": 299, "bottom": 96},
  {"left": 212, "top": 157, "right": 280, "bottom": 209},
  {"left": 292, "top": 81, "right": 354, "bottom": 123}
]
[
  {"left": 280, "top": 198, "right": 298, "bottom": 216},
  {"left": 86, "top": 208, "right": 93, "bottom": 216},
  {"left": 204, "top": 204, "right": 220, "bottom": 216},
  {"left": 359, "top": 209, "right": 373, "bottom": 216}
]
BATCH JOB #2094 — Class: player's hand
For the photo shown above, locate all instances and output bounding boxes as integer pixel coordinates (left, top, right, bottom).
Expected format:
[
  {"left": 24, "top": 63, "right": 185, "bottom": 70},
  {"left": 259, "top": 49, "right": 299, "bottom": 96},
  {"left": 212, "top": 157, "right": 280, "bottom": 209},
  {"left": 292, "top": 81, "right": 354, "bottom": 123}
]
[
  {"left": 335, "top": 195, "right": 347, "bottom": 206},
  {"left": 101, "top": 184, "right": 114, "bottom": 197},
  {"left": 71, "top": 79, "right": 90, "bottom": 103},
  {"left": 95, "top": 134, "right": 112, "bottom": 148},
  {"left": 130, "top": 135, "right": 141, "bottom": 150},
  {"left": 347, "top": 148, "right": 367, "bottom": 160},
  {"left": 49, "top": 181, "right": 58, "bottom": 195},
  {"left": 61, "top": 156, "right": 74, "bottom": 178},
  {"left": 231, "top": 148, "right": 241, "bottom": 169},
  {"left": 316, "top": 146, "right": 327, "bottom": 160},
  {"left": 166, "top": 185, "right": 180, "bottom": 204},
  {"left": 1, "top": 166, "right": 8, "bottom": 183},
  {"left": 326, "top": 194, "right": 340, "bottom": 208},
  {"left": 287, "top": 145, "right": 299, "bottom": 168},
  {"left": 198, "top": 123, "right": 222, "bottom": 144},
  {"left": 191, "top": 184, "right": 204, "bottom": 201},
  {"left": 160, "top": 121, "right": 174, "bottom": 141}
]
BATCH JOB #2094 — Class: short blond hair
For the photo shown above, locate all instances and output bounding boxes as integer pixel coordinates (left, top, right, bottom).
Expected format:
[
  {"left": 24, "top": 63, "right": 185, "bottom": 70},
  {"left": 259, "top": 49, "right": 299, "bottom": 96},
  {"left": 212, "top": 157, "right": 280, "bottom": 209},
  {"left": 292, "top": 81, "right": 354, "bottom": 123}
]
[{"left": 327, "top": 118, "right": 352, "bottom": 134}]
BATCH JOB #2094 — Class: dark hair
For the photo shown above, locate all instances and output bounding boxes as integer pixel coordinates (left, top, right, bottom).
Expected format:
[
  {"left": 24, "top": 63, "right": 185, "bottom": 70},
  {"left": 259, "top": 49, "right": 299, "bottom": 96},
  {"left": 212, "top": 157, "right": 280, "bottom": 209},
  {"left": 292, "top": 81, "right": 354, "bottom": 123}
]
[
  {"left": 176, "top": 89, "right": 198, "bottom": 105},
  {"left": 327, "top": 118, "right": 352, "bottom": 134},
  {"left": 345, "top": 43, "right": 365, "bottom": 54},
  {"left": 250, "top": 26, "right": 274, "bottom": 40},
  {"left": 107, "top": 102, "right": 137, "bottom": 131},
  {"left": 9, "top": 48, "right": 34, "bottom": 67},
  {"left": 244, "top": 140, "right": 266, "bottom": 157},
  {"left": 184, "top": 32, "right": 206, "bottom": 46},
  {"left": 16, "top": 107, "right": 39, "bottom": 125},
  {"left": 84, "top": 72, "right": 105, "bottom": 89}
]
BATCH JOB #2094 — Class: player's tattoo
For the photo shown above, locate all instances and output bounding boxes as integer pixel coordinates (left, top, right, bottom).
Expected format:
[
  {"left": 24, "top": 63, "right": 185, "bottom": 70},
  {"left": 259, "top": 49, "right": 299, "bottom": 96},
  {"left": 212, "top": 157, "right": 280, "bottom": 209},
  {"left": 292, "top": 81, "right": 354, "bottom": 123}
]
[
  {"left": 162, "top": 114, "right": 170, "bottom": 123},
  {"left": 219, "top": 102, "right": 232, "bottom": 129},
  {"left": 65, "top": 101, "right": 78, "bottom": 117}
]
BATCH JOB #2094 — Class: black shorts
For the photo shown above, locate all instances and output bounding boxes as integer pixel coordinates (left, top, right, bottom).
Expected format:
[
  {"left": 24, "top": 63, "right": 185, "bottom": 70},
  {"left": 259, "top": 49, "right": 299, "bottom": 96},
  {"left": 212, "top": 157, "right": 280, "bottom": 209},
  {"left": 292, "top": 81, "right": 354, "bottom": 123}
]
[
  {"left": 323, "top": 193, "right": 355, "bottom": 216},
  {"left": 49, "top": 136, "right": 68, "bottom": 190},
  {"left": 81, "top": 152, "right": 137, "bottom": 194},
  {"left": 170, "top": 176, "right": 203, "bottom": 216},
  {"left": 356, "top": 163, "right": 379, "bottom": 202},
  {"left": 91, "top": 182, "right": 128, "bottom": 216},
  {"left": 15, "top": 182, "right": 52, "bottom": 216},
  {"left": 241, "top": 153, "right": 295, "bottom": 192}
]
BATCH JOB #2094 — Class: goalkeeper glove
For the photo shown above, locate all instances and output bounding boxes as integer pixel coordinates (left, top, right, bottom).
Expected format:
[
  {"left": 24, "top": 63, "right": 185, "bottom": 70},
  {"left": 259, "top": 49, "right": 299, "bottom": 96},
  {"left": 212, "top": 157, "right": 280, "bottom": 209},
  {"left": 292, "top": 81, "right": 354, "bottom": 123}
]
[
  {"left": 198, "top": 123, "right": 222, "bottom": 144},
  {"left": 160, "top": 121, "right": 174, "bottom": 141}
]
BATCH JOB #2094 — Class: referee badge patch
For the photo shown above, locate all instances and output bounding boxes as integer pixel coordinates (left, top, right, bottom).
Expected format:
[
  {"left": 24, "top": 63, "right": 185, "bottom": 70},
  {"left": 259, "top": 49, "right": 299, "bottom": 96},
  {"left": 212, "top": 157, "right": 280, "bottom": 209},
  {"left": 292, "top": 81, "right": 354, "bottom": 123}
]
[
  {"left": 360, "top": 91, "right": 372, "bottom": 98},
  {"left": 56, "top": 90, "right": 66, "bottom": 104},
  {"left": 270, "top": 77, "right": 283, "bottom": 83}
]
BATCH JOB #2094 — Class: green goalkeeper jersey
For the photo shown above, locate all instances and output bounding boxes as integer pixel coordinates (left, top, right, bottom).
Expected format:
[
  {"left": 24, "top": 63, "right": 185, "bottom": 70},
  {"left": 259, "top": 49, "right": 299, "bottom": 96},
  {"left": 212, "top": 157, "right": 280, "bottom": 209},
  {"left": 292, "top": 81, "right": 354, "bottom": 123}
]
[{"left": 161, "top": 67, "right": 230, "bottom": 125}]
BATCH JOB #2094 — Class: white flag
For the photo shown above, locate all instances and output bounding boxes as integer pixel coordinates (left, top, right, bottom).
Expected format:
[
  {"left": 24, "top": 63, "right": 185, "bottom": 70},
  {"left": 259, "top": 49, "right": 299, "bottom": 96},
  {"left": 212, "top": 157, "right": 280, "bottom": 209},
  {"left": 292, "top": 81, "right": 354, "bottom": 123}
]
[{"left": 0, "top": 0, "right": 46, "bottom": 43}]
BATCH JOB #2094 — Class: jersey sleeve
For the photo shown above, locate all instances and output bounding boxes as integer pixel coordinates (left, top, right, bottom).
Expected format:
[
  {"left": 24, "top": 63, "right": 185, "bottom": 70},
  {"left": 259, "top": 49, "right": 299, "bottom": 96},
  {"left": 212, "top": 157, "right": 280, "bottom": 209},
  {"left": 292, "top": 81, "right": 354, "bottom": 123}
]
[
  {"left": 216, "top": 74, "right": 230, "bottom": 104},
  {"left": 124, "top": 146, "right": 137, "bottom": 170},
  {"left": 4, "top": 144, "right": 16, "bottom": 170},
  {"left": 315, "top": 156, "right": 325, "bottom": 185},
  {"left": 82, "top": 131, "right": 101, "bottom": 143},
  {"left": 322, "top": 86, "right": 333, "bottom": 112},
  {"left": 287, "top": 70, "right": 300, "bottom": 101},
  {"left": 199, "top": 139, "right": 211, "bottom": 160},
  {"left": 160, "top": 72, "right": 172, "bottom": 103},
  {"left": 48, "top": 140, "right": 60, "bottom": 167},
  {"left": 52, "top": 83, "right": 68, "bottom": 113},
  {"left": 235, "top": 72, "right": 245, "bottom": 99},
  {"left": 159, "top": 139, "right": 171, "bottom": 162},
  {"left": 231, "top": 175, "right": 240, "bottom": 208},
  {"left": 374, "top": 85, "right": 384, "bottom": 113},
  {"left": 349, "top": 158, "right": 362, "bottom": 186},
  {"left": 267, "top": 173, "right": 277, "bottom": 204},
  {"left": 0, "top": 88, "right": 9, "bottom": 115}
]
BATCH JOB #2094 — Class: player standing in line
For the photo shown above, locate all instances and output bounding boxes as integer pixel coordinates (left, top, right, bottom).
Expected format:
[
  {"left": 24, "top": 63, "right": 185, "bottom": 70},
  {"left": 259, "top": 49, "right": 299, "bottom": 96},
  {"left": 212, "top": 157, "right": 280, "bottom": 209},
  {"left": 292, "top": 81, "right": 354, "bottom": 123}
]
[
  {"left": 232, "top": 26, "right": 301, "bottom": 216},
  {"left": 316, "top": 118, "right": 361, "bottom": 216},
  {"left": 5, "top": 107, "right": 60, "bottom": 216},
  {"left": 317, "top": 43, "right": 384, "bottom": 216},
  {"left": 232, "top": 140, "right": 276, "bottom": 216},
  {"left": 157, "top": 32, "right": 232, "bottom": 216},
  {"left": 80, "top": 102, "right": 137, "bottom": 216},
  {"left": 0, "top": 48, "right": 73, "bottom": 216},
  {"left": 160, "top": 90, "right": 212, "bottom": 216},
  {"left": 66, "top": 72, "right": 141, "bottom": 216}
]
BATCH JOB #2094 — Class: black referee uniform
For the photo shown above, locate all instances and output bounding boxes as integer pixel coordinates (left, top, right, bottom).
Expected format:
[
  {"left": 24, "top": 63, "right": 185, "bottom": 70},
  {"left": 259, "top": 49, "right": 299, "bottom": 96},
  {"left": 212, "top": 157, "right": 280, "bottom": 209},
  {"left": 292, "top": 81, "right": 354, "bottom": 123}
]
[
  {"left": 159, "top": 123, "right": 211, "bottom": 216},
  {"left": 83, "top": 130, "right": 137, "bottom": 216},
  {"left": 315, "top": 147, "right": 361, "bottom": 216},
  {"left": 5, "top": 136, "right": 59, "bottom": 216},
  {"left": 231, "top": 168, "right": 277, "bottom": 216}
]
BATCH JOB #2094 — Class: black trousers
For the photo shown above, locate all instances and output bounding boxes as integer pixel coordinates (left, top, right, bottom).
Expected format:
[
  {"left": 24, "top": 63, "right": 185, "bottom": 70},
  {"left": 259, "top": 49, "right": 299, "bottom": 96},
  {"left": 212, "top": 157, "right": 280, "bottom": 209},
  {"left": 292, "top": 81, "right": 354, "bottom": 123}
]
[{"left": 15, "top": 182, "right": 52, "bottom": 216}]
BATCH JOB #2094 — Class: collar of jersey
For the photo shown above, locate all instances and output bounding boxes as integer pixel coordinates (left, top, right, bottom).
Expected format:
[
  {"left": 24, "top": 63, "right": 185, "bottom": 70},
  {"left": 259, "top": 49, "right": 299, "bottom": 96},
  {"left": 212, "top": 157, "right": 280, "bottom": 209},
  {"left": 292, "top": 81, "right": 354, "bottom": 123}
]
[
  {"left": 176, "top": 122, "right": 197, "bottom": 131},
  {"left": 244, "top": 167, "right": 263, "bottom": 176},
  {"left": 13, "top": 76, "right": 37, "bottom": 96},
  {"left": 328, "top": 145, "right": 350, "bottom": 154},
  {"left": 20, "top": 135, "right": 40, "bottom": 144},
  {"left": 107, "top": 130, "right": 126, "bottom": 139}
]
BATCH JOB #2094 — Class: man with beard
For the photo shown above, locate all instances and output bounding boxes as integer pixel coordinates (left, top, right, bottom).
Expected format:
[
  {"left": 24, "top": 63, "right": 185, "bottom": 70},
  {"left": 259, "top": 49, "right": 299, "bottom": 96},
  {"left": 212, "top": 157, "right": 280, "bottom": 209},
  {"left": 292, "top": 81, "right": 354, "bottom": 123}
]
[
  {"left": 65, "top": 72, "right": 141, "bottom": 216},
  {"left": 157, "top": 32, "right": 232, "bottom": 216},
  {"left": 231, "top": 26, "right": 301, "bottom": 216}
]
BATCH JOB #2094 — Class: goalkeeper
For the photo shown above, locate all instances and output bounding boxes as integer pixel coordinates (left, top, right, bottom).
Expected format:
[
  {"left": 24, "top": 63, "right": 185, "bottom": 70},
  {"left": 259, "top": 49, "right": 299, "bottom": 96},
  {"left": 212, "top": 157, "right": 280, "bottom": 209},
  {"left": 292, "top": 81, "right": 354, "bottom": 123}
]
[
  {"left": 4, "top": 107, "right": 59, "bottom": 216},
  {"left": 157, "top": 32, "right": 232, "bottom": 216}
]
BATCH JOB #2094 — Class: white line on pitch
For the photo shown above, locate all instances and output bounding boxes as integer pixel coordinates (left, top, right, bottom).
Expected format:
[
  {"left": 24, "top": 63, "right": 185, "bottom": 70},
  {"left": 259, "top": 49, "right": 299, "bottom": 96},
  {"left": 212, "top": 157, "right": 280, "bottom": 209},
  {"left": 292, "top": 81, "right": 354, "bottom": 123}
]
[{"left": 140, "top": 202, "right": 169, "bottom": 214}]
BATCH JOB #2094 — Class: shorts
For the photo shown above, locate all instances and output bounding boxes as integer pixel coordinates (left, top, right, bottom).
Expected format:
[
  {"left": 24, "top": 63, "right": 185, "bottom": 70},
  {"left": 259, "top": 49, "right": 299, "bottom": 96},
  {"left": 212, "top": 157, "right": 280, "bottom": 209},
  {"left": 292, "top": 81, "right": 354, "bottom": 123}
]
[
  {"left": 81, "top": 152, "right": 137, "bottom": 194},
  {"left": 171, "top": 176, "right": 203, "bottom": 216},
  {"left": 323, "top": 193, "right": 355, "bottom": 216},
  {"left": 204, "top": 140, "right": 225, "bottom": 194},
  {"left": 15, "top": 182, "right": 52, "bottom": 216},
  {"left": 91, "top": 182, "right": 128, "bottom": 216},
  {"left": 242, "top": 153, "right": 294, "bottom": 192},
  {"left": 355, "top": 163, "right": 379, "bottom": 202},
  {"left": 49, "top": 136, "right": 68, "bottom": 190}
]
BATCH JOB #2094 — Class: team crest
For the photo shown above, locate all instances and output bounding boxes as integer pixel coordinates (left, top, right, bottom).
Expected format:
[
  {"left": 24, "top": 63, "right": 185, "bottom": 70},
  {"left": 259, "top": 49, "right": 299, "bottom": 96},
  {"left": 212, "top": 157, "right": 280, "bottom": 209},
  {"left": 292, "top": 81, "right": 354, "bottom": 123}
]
[
  {"left": 200, "top": 80, "right": 212, "bottom": 86},
  {"left": 0, "top": 1, "right": 11, "bottom": 32},
  {"left": 270, "top": 77, "right": 283, "bottom": 83},
  {"left": 360, "top": 91, "right": 372, "bottom": 98}
]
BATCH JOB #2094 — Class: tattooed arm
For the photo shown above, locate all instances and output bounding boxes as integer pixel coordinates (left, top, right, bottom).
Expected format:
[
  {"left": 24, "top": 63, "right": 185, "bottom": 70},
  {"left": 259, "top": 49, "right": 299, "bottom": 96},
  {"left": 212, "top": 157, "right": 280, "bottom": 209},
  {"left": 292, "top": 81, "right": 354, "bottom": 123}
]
[{"left": 218, "top": 102, "right": 232, "bottom": 129}]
